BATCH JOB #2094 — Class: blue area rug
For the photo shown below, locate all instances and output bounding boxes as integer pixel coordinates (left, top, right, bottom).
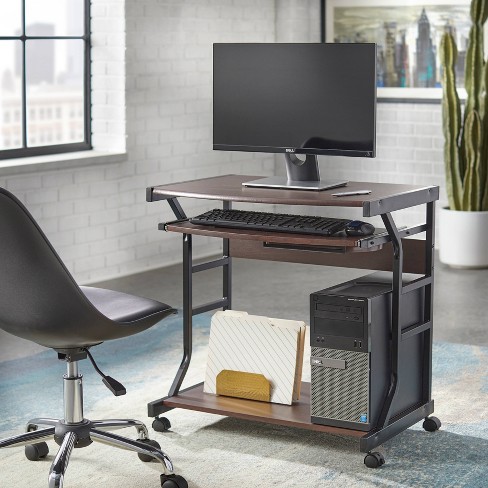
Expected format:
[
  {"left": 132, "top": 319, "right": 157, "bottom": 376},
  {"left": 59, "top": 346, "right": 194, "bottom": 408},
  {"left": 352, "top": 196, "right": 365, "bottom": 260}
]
[{"left": 0, "top": 313, "right": 487, "bottom": 488}]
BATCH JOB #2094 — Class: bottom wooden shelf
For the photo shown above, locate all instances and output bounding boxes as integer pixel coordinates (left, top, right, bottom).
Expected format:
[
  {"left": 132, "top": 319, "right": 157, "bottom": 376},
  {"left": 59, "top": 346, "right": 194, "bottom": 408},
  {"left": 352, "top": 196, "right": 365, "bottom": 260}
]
[{"left": 162, "top": 381, "right": 365, "bottom": 438}]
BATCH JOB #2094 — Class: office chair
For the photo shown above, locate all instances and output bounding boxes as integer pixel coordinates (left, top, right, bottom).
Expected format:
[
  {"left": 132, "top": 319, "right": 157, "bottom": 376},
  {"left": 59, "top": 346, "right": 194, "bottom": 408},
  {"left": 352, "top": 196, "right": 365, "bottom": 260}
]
[{"left": 0, "top": 188, "right": 188, "bottom": 488}]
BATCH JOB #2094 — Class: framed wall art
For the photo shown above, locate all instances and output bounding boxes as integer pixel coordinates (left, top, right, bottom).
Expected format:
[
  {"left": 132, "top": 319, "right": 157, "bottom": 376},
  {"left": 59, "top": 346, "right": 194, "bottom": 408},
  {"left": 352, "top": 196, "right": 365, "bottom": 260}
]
[{"left": 322, "top": 0, "right": 471, "bottom": 102}]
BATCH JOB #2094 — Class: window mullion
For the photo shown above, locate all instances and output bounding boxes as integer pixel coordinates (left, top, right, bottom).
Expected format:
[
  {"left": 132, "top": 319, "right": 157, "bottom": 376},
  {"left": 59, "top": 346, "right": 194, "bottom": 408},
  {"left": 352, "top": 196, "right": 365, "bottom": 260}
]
[
  {"left": 84, "top": 0, "right": 92, "bottom": 149},
  {"left": 21, "top": 0, "right": 27, "bottom": 149}
]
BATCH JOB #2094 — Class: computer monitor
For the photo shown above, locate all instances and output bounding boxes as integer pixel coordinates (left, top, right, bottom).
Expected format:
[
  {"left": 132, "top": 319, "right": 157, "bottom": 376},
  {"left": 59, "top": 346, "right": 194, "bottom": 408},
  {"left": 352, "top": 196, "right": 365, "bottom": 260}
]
[{"left": 213, "top": 43, "right": 377, "bottom": 190}]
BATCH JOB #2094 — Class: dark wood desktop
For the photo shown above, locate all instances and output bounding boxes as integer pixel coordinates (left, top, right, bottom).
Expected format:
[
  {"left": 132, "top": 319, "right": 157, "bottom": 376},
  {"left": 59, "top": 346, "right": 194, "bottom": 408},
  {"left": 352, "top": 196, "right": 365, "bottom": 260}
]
[{"left": 146, "top": 174, "right": 439, "bottom": 456}]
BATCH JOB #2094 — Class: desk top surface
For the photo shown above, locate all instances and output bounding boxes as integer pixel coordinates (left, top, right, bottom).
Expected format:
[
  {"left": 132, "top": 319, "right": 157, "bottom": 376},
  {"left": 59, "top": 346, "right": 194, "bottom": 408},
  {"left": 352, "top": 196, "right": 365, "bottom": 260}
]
[{"left": 148, "top": 175, "right": 439, "bottom": 217}]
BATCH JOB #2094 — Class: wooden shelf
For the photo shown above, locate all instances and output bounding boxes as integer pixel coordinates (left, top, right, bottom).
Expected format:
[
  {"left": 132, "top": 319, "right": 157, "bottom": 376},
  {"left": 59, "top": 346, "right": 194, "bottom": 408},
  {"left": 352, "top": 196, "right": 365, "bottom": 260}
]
[{"left": 161, "top": 382, "right": 365, "bottom": 438}]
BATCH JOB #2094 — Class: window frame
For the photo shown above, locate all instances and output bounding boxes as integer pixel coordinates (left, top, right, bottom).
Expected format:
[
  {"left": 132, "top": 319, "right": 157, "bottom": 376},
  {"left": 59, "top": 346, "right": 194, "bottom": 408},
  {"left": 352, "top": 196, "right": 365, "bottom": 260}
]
[{"left": 0, "top": 0, "right": 91, "bottom": 160}]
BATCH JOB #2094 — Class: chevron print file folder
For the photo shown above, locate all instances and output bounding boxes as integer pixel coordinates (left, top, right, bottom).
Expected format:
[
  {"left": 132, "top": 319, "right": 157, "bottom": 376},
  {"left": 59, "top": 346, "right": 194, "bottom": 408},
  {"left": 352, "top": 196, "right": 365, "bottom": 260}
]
[{"left": 204, "top": 310, "right": 306, "bottom": 405}]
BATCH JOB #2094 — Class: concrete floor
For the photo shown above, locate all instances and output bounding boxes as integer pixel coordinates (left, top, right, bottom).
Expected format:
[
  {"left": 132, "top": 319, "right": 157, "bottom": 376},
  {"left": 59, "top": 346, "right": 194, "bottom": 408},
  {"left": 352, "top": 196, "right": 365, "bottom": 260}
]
[{"left": 0, "top": 253, "right": 487, "bottom": 361}]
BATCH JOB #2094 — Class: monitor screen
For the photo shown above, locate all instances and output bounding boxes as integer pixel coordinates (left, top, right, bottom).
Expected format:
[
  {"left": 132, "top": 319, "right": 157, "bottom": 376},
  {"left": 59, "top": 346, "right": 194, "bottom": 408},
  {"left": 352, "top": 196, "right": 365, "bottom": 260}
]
[{"left": 213, "top": 43, "right": 376, "bottom": 158}]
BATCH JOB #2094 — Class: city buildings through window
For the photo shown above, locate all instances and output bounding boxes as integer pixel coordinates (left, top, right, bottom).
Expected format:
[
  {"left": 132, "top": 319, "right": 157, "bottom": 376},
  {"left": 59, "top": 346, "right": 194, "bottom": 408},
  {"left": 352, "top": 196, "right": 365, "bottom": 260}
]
[{"left": 0, "top": 0, "right": 90, "bottom": 160}]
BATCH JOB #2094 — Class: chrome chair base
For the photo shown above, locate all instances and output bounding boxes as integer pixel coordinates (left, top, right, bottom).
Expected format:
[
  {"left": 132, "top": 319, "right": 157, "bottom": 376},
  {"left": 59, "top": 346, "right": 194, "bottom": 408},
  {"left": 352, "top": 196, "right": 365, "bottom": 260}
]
[
  {"left": 0, "top": 417, "right": 174, "bottom": 488},
  {"left": 0, "top": 362, "right": 178, "bottom": 488}
]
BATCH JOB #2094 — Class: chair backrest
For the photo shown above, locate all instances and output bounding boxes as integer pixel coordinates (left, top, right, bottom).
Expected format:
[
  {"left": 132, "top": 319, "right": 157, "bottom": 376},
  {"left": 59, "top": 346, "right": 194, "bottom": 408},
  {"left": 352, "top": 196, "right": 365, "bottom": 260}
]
[{"left": 0, "top": 188, "right": 108, "bottom": 349}]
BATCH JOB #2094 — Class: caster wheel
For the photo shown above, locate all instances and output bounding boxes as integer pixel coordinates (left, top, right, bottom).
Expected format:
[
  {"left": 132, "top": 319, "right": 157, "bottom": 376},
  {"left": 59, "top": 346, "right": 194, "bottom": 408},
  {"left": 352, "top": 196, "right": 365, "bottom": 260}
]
[
  {"left": 25, "top": 442, "right": 49, "bottom": 461},
  {"left": 137, "top": 438, "right": 161, "bottom": 462},
  {"left": 364, "top": 451, "right": 385, "bottom": 469},
  {"left": 160, "top": 474, "right": 188, "bottom": 488},
  {"left": 153, "top": 417, "right": 171, "bottom": 433},
  {"left": 423, "top": 416, "right": 441, "bottom": 432}
]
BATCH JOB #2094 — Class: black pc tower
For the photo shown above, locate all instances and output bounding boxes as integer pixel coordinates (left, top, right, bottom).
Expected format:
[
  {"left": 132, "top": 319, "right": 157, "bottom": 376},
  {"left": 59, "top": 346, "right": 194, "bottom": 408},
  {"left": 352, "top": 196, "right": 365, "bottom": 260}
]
[{"left": 310, "top": 272, "right": 426, "bottom": 431}]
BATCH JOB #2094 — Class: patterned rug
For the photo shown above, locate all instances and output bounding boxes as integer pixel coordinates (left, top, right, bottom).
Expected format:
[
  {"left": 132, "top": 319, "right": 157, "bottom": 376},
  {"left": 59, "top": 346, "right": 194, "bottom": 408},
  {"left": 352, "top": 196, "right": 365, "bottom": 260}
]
[{"left": 0, "top": 313, "right": 487, "bottom": 488}]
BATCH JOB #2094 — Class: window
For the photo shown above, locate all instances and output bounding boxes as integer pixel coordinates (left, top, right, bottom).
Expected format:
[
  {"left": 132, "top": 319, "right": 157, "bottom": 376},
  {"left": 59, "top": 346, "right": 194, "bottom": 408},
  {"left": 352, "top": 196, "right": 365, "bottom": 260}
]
[{"left": 0, "top": 0, "right": 91, "bottom": 159}]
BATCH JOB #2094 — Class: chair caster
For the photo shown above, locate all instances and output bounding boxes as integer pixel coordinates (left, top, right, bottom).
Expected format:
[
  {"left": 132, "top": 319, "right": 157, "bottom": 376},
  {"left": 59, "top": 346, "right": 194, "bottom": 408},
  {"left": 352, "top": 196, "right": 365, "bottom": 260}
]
[
  {"left": 152, "top": 417, "right": 171, "bottom": 433},
  {"left": 364, "top": 451, "right": 385, "bottom": 469},
  {"left": 160, "top": 474, "right": 188, "bottom": 488},
  {"left": 422, "top": 416, "right": 441, "bottom": 432},
  {"left": 137, "top": 438, "right": 161, "bottom": 462},
  {"left": 25, "top": 442, "right": 49, "bottom": 461}
]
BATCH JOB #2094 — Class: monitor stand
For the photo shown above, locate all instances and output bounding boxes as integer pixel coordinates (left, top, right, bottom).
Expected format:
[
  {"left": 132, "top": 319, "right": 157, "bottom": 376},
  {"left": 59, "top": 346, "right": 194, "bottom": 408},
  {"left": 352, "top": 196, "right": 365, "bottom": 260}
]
[{"left": 242, "top": 154, "right": 348, "bottom": 191}]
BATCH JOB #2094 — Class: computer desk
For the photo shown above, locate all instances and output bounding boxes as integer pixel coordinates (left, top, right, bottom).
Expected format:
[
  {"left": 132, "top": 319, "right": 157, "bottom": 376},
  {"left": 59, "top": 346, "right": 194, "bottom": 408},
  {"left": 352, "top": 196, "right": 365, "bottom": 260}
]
[{"left": 146, "top": 174, "right": 439, "bottom": 459}]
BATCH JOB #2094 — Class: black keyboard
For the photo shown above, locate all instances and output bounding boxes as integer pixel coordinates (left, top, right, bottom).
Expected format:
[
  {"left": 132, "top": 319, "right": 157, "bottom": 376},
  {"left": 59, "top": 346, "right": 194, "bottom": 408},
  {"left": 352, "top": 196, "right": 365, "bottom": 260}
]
[{"left": 190, "top": 209, "right": 373, "bottom": 237}]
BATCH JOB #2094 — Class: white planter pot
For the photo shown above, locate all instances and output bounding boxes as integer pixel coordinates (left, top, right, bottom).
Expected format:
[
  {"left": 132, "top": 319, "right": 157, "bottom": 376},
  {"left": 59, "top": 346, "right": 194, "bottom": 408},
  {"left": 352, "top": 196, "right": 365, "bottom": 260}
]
[{"left": 439, "top": 207, "right": 488, "bottom": 268}]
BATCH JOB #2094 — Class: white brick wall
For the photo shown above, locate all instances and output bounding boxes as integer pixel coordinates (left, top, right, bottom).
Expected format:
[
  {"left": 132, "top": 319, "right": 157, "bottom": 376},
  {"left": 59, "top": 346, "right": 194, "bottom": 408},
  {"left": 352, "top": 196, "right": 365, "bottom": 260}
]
[
  {"left": 91, "top": 0, "right": 126, "bottom": 152},
  {"left": 0, "top": 0, "right": 447, "bottom": 285},
  {"left": 276, "top": 0, "right": 321, "bottom": 42},
  {"left": 314, "top": 103, "right": 444, "bottom": 229}
]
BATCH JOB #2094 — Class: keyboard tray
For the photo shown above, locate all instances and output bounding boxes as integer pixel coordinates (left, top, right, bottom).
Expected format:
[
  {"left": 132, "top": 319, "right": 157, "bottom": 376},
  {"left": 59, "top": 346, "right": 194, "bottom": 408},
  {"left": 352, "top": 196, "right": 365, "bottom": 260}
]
[{"left": 162, "top": 220, "right": 378, "bottom": 251}]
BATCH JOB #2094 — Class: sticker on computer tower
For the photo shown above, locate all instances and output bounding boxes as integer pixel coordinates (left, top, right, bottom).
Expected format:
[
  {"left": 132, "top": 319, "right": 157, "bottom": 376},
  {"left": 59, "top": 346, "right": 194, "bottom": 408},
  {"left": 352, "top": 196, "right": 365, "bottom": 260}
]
[{"left": 360, "top": 414, "right": 368, "bottom": 423}]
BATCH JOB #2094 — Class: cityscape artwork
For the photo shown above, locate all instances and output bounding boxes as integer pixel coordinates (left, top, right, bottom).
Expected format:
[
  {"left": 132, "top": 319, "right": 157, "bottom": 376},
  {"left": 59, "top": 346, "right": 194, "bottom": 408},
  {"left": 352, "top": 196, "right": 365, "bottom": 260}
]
[{"left": 324, "top": 0, "right": 471, "bottom": 101}]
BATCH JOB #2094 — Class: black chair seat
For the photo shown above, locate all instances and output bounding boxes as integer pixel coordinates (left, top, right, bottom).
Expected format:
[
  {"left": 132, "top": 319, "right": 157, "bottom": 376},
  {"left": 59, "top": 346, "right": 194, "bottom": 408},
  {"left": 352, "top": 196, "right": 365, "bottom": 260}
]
[{"left": 80, "top": 286, "right": 174, "bottom": 323}]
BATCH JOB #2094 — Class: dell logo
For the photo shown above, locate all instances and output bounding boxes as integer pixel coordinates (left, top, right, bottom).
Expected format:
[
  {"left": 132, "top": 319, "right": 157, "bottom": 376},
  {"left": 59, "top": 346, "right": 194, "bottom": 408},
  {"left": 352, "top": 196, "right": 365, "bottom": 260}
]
[{"left": 285, "top": 148, "right": 295, "bottom": 153}]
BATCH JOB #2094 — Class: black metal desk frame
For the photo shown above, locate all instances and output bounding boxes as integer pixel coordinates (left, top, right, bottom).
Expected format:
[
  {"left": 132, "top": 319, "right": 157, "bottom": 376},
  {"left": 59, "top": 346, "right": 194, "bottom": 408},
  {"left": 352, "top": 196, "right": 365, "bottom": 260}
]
[{"left": 146, "top": 176, "right": 439, "bottom": 455}]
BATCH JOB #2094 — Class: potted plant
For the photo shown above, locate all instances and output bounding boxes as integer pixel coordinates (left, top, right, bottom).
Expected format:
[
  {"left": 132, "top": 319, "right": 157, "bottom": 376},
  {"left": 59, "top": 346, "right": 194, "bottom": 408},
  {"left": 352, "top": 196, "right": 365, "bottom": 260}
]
[{"left": 439, "top": 0, "right": 488, "bottom": 268}]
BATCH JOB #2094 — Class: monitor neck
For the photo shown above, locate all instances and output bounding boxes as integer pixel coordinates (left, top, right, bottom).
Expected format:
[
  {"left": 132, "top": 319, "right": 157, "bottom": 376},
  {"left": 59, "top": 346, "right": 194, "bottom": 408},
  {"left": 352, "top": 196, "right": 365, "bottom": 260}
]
[{"left": 285, "top": 153, "right": 320, "bottom": 183}]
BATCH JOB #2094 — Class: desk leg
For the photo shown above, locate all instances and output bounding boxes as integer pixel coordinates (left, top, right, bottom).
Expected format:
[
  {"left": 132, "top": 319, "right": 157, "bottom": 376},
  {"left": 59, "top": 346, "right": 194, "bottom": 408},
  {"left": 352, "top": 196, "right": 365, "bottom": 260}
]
[
  {"left": 150, "top": 199, "right": 233, "bottom": 418},
  {"left": 363, "top": 203, "right": 437, "bottom": 451},
  {"left": 168, "top": 233, "right": 193, "bottom": 398},
  {"left": 223, "top": 201, "right": 232, "bottom": 310},
  {"left": 423, "top": 201, "right": 435, "bottom": 403},
  {"left": 377, "top": 212, "right": 403, "bottom": 429},
  {"left": 148, "top": 233, "right": 193, "bottom": 417}
]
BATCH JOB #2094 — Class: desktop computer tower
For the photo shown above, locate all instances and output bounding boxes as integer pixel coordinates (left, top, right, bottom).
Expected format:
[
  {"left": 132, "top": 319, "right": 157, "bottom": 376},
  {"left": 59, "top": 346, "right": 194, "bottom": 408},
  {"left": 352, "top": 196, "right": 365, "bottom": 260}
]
[{"left": 310, "top": 272, "right": 426, "bottom": 432}]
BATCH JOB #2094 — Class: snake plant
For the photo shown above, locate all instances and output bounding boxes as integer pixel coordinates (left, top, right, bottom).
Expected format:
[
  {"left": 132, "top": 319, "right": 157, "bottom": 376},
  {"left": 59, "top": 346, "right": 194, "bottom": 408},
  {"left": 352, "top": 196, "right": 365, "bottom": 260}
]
[{"left": 440, "top": 0, "right": 488, "bottom": 211}]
